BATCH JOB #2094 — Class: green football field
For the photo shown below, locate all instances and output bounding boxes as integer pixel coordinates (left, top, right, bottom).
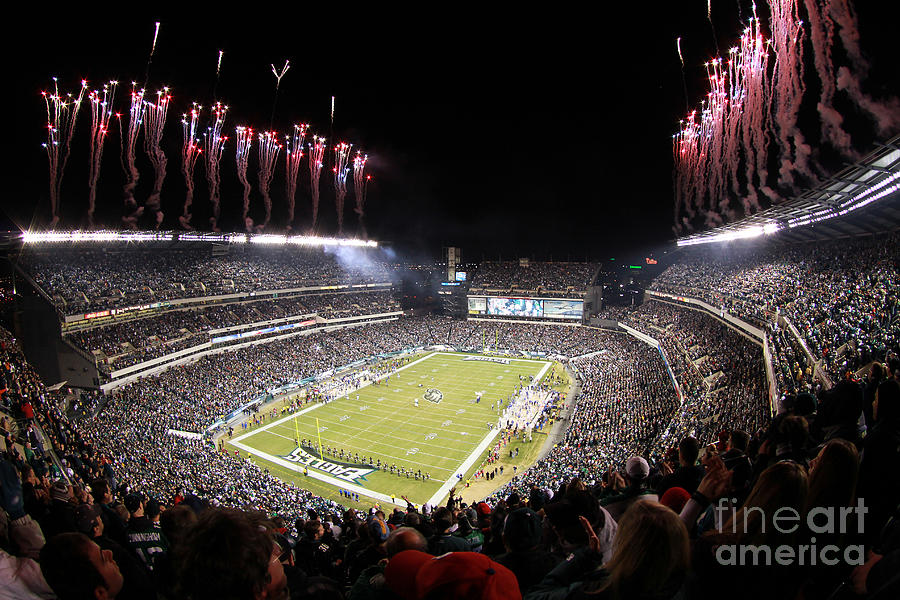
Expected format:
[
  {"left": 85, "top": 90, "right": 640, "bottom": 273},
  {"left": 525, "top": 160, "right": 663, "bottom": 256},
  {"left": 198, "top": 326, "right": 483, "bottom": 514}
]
[{"left": 228, "top": 351, "right": 551, "bottom": 507}]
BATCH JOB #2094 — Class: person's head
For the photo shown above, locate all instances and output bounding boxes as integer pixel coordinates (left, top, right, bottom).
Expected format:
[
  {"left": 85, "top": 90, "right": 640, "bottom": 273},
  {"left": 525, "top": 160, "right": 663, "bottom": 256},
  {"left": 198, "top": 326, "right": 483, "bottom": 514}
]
[
  {"left": 304, "top": 519, "right": 325, "bottom": 541},
  {"left": 431, "top": 507, "right": 454, "bottom": 533},
  {"left": 123, "top": 493, "right": 144, "bottom": 517},
  {"left": 723, "top": 461, "right": 808, "bottom": 546},
  {"left": 807, "top": 438, "right": 859, "bottom": 511},
  {"left": 385, "top": 526, "right": 428, "bottom": 557},
  {"left": 502, "top": 507, "right": 543, "bottom": 552},
  {"left": 90, "top": 479, "right": 113, "bottom": 504},
  {"left": 874, "top": 379, "right": 900, "bottom": 424},
  {"left": 678, "top": 437, "right": 700, "bottom": 467},
  {"left": 727, "top": 429, "right": 750, "bottom": 453},
  {"left": 625, "top": 456, "right": 650, "bottom": 485},
  {"left": 41, "top": 532, "right": 124, "bottom": 600},
  {"left": 544, "top": 491, "right": 603, "bottom": 547},
  {"left": 160, "top": 504, "right": 198, "bottom": 550},
  {"left": 74, "top": 504, "right": 104, "bottom": 539},
  {"left": 594, "top": 501, "right": 690, "bottom": 599},
  {"left": 176, "top": 508, "right": 287, "bottom": 600},
  {"left": 368, "top": 517, "right": 390, "bottom": 545}
]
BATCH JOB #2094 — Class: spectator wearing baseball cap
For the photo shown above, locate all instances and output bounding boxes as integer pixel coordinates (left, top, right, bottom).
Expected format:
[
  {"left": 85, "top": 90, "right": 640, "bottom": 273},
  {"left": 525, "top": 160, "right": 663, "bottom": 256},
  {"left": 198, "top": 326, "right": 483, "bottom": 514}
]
[
  {"left": 601, "top": 457, "right": 659, "bottom": 522},
  {"left": 124, "top": 493, "right": 169, "bottom": 572},
  {"left": 494, "top": 507, "right": 560, "bottom": 595}
]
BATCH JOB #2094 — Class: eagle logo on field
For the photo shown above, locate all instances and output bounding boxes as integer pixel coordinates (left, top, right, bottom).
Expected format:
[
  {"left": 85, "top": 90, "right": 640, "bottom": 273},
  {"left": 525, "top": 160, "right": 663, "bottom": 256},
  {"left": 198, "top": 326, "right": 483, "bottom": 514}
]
[{"left": 424, "top": 388, "right": 443, "bottom": 404}]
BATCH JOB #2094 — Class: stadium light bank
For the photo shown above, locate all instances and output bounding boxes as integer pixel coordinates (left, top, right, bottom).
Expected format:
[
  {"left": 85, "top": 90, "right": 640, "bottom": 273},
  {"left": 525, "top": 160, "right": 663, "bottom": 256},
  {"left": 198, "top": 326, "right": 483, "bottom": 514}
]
[
  {"left": 677, "top": 172, "right": 899, "bottom": 247},
  {"left": 20, "top": 230, "right": 379, "bottom": 248}
]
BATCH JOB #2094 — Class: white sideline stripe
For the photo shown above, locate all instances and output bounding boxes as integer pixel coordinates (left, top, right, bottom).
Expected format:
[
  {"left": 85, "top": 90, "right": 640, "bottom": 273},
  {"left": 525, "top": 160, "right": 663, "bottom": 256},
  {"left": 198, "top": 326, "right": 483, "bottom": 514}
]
[
  {"left": 421, "top": 359, "right": 551, "bottom": 506},
  {"left": 426, "top": 426, "right": 500, "bottom": 507},
  {"left": 228, "top": 439, "right": 405, "bottom": 507}
]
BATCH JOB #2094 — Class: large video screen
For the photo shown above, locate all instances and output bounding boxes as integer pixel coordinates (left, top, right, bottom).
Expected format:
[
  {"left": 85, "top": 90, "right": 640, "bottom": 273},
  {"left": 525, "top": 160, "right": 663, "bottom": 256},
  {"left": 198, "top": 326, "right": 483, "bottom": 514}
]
[
  {"left": 468, "top": 296, "right": 487, "bottom": 314},
  {"left": 487, "top": 297, "right": 544, "bottom": 317},
  {"left": 543, "top": 299, "right": 584, "bottom": 319},
  {"left": 455, "top": 271, "right": 467, "bottom": 282}
]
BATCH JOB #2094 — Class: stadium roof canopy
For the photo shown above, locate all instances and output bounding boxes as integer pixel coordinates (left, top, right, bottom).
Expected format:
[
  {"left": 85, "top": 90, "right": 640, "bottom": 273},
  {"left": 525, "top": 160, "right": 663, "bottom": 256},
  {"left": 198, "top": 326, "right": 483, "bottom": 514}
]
[{"left": 676, "top": 135, "right": 900, "bottom": 246}]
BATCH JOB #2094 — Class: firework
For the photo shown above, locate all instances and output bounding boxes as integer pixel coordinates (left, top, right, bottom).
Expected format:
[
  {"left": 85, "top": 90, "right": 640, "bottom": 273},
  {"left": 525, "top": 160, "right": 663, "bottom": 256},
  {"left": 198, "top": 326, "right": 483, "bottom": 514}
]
[
  {"left": 352, "top": 151, "right": 371, "bottom": 237},
  {"left": 269, "top": 60, "right": 290, "bottom": 129},
  {"left": 203, "top": 102, "right": 228, "bottom": 231},
  {"left": 235, "top": 126, "right": 254, "bottom": 231},
  {"left": 256, "top": 131, "right": 282, "bottom": 231},
  {"left": 308, "top": 135, "right": 326, "bottom": 232},
  {"left": 122, "top": 84, "right": 146, "bottom": 229},
  {"left": 41, "top": 78, "right": 87, "bottom": 228},
  {"left": 87, "top": 81, "right": 117, "bottom": 228},
  {"left": 179, "top": 103, "right": 202, "bottom": 230},
  {"left": 284, "top": 123, "right": 309, "bottom": 231},
  {"left": 142, "top": 88, "right": 171, "bottom": 228},
  {"left": 333, "top": 142, "right": 352, "bottom": 235}
]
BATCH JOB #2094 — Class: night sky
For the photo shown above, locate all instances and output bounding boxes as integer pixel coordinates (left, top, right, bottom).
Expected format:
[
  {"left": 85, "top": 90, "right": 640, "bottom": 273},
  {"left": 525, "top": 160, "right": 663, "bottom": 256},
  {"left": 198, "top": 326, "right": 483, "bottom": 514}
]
[{"left": 10, "top": 3, "right": 899, "bottom": 260}]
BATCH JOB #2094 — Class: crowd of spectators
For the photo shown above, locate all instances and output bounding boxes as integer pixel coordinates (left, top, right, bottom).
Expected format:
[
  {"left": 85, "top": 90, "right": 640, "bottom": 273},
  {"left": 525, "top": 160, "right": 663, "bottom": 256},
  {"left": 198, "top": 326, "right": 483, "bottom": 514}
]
[
  {"left": 65, "top": 291, "right": 399, "bottom": 372},
  {"left": 20, "top": 244, "right": 396, "bottom": 314},
  {"left": 2, "top": 313, "right": 899, "bottom": 597},
  {"left": 651, "top": 234, "right": 900, "bottom": 381},
  {"left": 469, "top": 261, "right": 597, "bottom": 296}
]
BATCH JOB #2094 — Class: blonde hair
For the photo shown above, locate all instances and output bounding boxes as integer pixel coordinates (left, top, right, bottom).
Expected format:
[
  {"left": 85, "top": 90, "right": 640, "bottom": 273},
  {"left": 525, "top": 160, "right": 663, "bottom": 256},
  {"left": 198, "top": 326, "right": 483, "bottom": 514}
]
[{"left": 592, "top": 501, "right": 690, "bottom": 598}]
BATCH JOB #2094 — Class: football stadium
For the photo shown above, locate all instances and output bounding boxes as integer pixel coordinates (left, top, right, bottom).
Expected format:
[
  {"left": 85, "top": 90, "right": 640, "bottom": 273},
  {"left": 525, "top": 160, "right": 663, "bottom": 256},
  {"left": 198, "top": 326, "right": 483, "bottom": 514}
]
[{"left": 2, "top": 4, "right": 899, "bottom": 600}]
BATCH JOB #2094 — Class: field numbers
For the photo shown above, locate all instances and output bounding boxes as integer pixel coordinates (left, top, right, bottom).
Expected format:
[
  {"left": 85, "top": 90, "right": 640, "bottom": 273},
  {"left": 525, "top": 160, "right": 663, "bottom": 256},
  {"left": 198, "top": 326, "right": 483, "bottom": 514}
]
[{"left": 406, "top": 448, "right": 419, "bottom": 455}]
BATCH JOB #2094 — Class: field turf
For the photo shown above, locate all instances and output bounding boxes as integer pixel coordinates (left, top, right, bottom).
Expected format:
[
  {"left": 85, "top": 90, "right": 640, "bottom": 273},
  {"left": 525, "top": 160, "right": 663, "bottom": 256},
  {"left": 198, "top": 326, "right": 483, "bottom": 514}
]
[{"left": 228, "top": 351, "right": 551, "bottom": 507}]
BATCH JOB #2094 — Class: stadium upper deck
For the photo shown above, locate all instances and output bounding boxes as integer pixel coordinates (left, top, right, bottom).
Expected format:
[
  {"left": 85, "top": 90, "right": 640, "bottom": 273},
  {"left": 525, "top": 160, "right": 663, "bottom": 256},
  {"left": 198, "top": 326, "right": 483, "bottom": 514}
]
[
  {"left": 17, "top": 239, "right": 395, "bottom": 317},
  {"left": 468, "top": 260, "right": 598, "bottom": 298}
]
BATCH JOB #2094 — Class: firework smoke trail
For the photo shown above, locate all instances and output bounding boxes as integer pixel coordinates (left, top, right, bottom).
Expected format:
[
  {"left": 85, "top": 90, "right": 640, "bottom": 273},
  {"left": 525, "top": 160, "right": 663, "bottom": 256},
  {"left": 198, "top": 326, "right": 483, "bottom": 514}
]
[
  {"left": 203, "top": 102, "right": 228, "bottom": 231},
  {"left": 308, "top": 135, "right": 326, "bottom": 232},
  {"left": 256, "top": 131, "right": 282, "bottom": 231},
  {"left": 142, "top": 88, "right": 171, "bottom": 228},
  {"left": 829, "top": 0, "right": 900, "bottom": 136},
  {"left": 708, "top": 0, "right": 720, "bottom": 57},
  {"left": 143, "top": 22, "right": 161, "bottom": 89},
  {"left": 352, "top": 151, "right": 370, "bottom": 236},
  {"left": 179, "top": 103, "right": 202, "bottom": 230},
  {"left": 284, "top": 123, "right": 309, "bottom": 231},
  {"left": 87, "top": 81, "right": 118, "bottom": 228},
  {"left": 333, "top": 142, "right": 352, "bottom": 235},
  {"left": 122, "top": 84, "right": 146, "bottom": 229},
  {"left": 770, "top": 0, "right": 816, "bottom": 188},
  {"left": 235, "top": 126, "right": 254, "bottom": 231},
  {"left": 802, "top": 0, "right": 853, "bottom": 156},
  {"left": 677, "top": 38, "right": 689, "bottom": 113},
  {"left": 41, "top": 78, "right": 87, "bottom": 228}
]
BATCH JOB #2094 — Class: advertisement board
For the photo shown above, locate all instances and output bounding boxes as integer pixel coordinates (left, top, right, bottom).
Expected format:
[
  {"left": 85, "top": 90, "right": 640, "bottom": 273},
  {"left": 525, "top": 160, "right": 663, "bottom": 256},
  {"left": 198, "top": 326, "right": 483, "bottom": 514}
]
[
  {"left": 487, "top": 297, "right": 543, "bottom": 317},
  {"left": 543, "top": 299, "right": 584, "bottom": 319},
  {"left": 468, "top": 296, "right": 487, "bottom": 314}
]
